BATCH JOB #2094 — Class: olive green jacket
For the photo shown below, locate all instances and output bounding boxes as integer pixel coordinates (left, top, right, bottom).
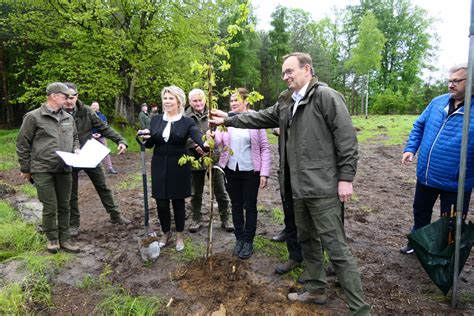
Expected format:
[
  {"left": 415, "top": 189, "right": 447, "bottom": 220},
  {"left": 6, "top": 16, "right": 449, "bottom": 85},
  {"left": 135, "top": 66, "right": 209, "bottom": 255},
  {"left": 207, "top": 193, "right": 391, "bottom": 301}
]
[
  {"left": 138, "top": 111, "right": 151, "bottom": 129},
  {"left": 16, "top": 103, "right": 80, "bottom": 173},
  {"left": 185, "top": 106, "right": 209, "bottom": 171},
  {"left": 70, "top": 100, "right": 127, "bottom": 147},
  {"left": 224, "top": 77, "right": 358, "bottom": 199}
]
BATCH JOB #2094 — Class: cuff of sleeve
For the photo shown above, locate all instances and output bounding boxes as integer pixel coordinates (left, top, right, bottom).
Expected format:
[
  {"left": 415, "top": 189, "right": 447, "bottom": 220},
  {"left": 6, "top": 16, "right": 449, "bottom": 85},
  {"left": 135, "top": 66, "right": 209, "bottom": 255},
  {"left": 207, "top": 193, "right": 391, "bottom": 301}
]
[{"left": 338, "top": 172, "right": 354, "bottom": 182}]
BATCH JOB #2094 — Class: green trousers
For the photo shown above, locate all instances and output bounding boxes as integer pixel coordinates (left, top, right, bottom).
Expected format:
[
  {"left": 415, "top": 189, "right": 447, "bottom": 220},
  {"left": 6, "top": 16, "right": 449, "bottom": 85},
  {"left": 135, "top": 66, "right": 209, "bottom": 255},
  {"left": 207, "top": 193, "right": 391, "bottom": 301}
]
[
  {"left": 294, "top": 197, "right": 371, "bottom": 316},
  {"left": 32, "top": 172, "right": 72, "bottom": 242},
  {"left": 190, "top": 168, "right": 230, "bottom": 222},
  {"left": 70, "top": 164, "right": 120, "bottom": 228}
]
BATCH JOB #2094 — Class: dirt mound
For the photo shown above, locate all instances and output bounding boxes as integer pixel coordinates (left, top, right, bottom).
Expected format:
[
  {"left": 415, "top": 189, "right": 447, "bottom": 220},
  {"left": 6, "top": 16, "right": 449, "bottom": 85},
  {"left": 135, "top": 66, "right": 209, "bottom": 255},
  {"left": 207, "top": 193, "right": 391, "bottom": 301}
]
[{"left": 173, "top": 253, "right": 327, "bottom": 315}]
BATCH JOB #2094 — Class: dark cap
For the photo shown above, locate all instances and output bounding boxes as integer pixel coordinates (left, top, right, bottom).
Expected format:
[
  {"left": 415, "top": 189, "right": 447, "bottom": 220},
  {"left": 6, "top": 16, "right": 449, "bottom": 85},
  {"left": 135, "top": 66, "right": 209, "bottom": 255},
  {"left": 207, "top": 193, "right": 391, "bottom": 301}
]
[{"left": 46, "top": 82, "right": 74, "bottom": 96}]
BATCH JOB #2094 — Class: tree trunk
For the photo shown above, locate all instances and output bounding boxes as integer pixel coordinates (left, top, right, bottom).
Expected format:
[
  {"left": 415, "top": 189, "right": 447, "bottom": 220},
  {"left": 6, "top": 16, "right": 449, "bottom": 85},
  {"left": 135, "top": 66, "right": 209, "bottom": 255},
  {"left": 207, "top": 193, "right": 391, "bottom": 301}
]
[
  {"left": 114, "top": 66, "right": 136, "bottom": 126},
  {"left": 0, "top": 42, "right": 13, "bottom": 127}
]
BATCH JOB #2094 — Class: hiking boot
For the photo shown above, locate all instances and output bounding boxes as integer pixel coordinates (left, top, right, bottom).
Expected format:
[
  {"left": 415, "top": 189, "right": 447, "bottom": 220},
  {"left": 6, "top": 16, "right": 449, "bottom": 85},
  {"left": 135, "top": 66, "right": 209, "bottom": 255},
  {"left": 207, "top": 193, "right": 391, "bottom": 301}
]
[
  {"left": 47, "top": 240, "right": 60, "bottom": 253},
  {"left": 271, "top": 230, "right": 287, "bottom": 242},
  {"left": 110, "top": 214, "right": 131, "bottom": 225},
  {"left": 239, "top": 242, "right": 253, "bottom": 259},
  {"left": 108, "top": 168, "right": 118, "bottom": 174},
  {"left": 221, "top": 218, "right": 234, "bottom": 232},
  {"left": 288, "top": 291, "right": 328, "bottom": 305},
  {"left": 400, "top": 244, "right": 414, "bottom": 254},
  {"left": 233, "top": 240, "right": 244, "bottom": 256},
  {"left": 189, "top": 221, "right": 201, "bottom": 233},
  {"left": 275, "top": 259, "right": 301, "bottom": 275},
  {"left": 70, "top": 226, "right": 80, "bottom": 237},
  {"left": 60, "top": 241, "right": 80, "bottom": 253}
]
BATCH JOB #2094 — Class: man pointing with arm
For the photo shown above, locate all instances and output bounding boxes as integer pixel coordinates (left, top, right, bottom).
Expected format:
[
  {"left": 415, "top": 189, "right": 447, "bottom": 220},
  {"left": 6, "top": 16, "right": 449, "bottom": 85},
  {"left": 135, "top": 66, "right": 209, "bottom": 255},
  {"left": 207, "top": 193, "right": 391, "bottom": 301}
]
[{"left": 210, "top": 53, "right": 370, "bottom": 315}]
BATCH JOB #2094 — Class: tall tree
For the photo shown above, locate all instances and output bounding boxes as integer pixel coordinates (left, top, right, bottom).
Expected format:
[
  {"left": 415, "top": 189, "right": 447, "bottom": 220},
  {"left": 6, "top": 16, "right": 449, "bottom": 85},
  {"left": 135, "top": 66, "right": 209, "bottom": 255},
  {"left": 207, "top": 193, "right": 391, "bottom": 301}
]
[
  {"left": 346, "top": 12, "right": 386, "bottom": 117},
  {"left": 268, "top": 6, "right": 289, "bottom": 98}
]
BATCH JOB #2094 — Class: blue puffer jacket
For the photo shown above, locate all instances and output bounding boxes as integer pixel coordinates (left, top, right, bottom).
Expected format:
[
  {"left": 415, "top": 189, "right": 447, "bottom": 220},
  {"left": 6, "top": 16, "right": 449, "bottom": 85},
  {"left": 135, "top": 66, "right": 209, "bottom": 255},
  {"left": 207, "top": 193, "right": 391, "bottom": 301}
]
[{"left": 404, "top": 93, "right": 474, "bottom": 191}]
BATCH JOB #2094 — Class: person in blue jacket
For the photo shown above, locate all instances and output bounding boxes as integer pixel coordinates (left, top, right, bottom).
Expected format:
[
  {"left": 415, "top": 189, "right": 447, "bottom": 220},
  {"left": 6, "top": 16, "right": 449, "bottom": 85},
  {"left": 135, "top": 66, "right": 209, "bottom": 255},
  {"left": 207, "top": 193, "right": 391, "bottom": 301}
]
[{"left": 400, "top": 63, "right": 474, "bottom": 254}]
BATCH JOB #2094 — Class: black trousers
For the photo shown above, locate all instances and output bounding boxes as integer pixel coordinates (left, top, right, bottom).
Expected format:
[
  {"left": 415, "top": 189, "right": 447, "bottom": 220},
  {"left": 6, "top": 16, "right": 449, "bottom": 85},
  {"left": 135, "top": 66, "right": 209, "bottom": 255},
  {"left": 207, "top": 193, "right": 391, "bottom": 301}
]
[
  {"left": 412, "top": 180, "right": 471, "bottom": 231},
  {"left": 225, "top": 167, "right": 260, "bottom": 242},
  {"left": 156, "top": 199, "right": 185, "bottom": 233}
]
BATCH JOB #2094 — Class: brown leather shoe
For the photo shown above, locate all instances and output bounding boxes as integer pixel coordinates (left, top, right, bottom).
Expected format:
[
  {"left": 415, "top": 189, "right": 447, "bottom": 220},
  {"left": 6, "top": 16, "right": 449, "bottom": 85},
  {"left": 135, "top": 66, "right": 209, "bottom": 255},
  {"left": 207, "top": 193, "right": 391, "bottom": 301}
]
[
  {"left": 110, "top": 214, "right": 131, "bottom": 225},
  {"left": 188, "top": 221, "right": 201, "bottom": 233},
  {"left": 275, "top": 259, "right": 301, "bottom": 274},
  {"left": 60, "top": 241, "right": 80, "bottom": 253},
  {"left": 70, "top": 226, "right": 80, "bottom": 237},
  {"left": 47, "top": 240, "right": 60, "bottom": 253},
  {"left": 288, "top": 291, "right": 328, "bottom": 305},
  {"left": 221, "top": 219, "right": 234, "bottom": 232}
]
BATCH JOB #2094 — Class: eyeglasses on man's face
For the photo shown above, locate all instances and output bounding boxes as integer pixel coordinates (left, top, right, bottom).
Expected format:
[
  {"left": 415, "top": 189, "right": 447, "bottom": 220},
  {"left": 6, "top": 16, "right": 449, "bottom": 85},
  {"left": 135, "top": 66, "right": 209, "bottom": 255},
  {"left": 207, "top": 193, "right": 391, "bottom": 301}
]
[
  {"left": 448, "top": 78, "right": 467, "bottom": 86},
  {"left": 281, "top": 65, "right": 306, "bottom": 79}
]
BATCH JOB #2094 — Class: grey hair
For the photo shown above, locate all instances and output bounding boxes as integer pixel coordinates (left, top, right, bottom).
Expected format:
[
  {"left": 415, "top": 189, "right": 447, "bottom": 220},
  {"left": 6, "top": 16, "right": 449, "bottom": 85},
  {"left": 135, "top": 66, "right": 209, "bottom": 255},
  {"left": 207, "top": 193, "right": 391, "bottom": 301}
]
[
  {"left": 161, "top": 85, "right": 186, "bottom": 113},
  {"left": 188, "top": 88, "right": 206, "bottom": 102},
  {"left": 282, "top": 52, "right": 315, "bottom": 76},
  {"left": 448, "top": 63, "right": 468, "bottom": 74}
]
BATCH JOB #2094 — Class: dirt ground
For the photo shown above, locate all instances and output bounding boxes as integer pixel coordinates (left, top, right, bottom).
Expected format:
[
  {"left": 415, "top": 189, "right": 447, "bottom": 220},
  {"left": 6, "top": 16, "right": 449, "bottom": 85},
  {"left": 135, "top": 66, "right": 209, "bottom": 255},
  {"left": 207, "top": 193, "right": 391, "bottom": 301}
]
[{"left": 1, "top": 141, "right": 473, "bottom": 315}]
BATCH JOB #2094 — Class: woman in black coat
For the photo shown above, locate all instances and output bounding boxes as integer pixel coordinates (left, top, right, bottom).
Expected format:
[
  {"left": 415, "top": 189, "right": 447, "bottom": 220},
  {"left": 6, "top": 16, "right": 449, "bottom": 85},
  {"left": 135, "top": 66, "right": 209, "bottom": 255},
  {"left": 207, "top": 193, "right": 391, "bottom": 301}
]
[{"left": 139, "top": 85, "right": 206, "bottom": 251}]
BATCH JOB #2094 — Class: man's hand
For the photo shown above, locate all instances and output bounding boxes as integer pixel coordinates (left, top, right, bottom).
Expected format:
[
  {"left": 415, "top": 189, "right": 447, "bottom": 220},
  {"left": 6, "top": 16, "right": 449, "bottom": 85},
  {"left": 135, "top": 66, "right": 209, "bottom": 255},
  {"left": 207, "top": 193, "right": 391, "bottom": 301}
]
[
  {"left": 92, "top": 133, "right": 101, "bottom": 139},
  {"left": 209, "top": 109, "right": 228, "bottom": 127},
  {"left": 21, "top": 172, "right": 31, "bottom": 181},
  {"left": 117, "top": 143, "right": 127, "bottom": 155},
  {"left": 260, "top": 176, "right": 268, "bottom": 189},
  {"left": 338, "top": 181, "right": 353, "bottom": 203},
  {"left": 402, "top": 152, "right": 414, "bottom": 165},
  {"left": 194, "top": 145, "right": 205, "bottom": 156}
]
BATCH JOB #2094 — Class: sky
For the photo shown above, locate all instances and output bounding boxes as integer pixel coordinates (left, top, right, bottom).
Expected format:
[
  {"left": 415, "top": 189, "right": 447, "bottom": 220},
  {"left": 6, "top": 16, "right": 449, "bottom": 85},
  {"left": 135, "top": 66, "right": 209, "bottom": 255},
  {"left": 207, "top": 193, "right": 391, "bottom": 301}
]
[{"left": 252, "top": 0, "right": 472, "bottom": 80}]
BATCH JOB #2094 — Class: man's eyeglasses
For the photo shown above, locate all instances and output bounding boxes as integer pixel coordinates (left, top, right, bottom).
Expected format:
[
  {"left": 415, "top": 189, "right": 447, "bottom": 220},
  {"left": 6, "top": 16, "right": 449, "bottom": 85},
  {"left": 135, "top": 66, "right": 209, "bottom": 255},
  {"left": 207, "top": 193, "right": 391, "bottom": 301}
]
[
  {"left": 281, "top": 65, "right": 306, "bottom": 79},
  {"left": 448, "top": 78, "right": 467, "bottom": 86}
]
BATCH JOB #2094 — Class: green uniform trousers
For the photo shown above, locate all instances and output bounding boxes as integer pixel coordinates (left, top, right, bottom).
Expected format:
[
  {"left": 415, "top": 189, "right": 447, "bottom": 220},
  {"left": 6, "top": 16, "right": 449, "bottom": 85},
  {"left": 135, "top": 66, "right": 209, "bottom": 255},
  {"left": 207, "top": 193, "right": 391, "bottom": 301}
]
[
  {"left": 70, "top": 164, "right": 120, "bottom": 228},
  {"left": 294, "top": 197, "right": 371, "bottom": 316},
  {"left": 190, "top": 168, "right": 230, "bottom": 221},
  {"left": 32, "top": 172, "right": 72, "bottom": 242}
]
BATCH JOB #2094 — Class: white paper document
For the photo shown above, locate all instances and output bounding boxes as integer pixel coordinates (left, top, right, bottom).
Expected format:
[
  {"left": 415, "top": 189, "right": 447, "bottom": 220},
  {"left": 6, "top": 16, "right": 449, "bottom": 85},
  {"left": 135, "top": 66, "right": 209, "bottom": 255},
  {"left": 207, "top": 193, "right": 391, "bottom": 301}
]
[{"left": 56, "top": 138, "right": 111, "bottom": 168}]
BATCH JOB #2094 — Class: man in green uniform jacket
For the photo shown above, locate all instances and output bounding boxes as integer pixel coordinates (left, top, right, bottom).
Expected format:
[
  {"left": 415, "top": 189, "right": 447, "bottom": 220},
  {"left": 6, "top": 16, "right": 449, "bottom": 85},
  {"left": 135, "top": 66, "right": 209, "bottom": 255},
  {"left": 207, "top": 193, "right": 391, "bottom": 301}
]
[
  {"left": 138, "top": 103, "right": 151, "bottom": 129},
  {"left": 185, "top": 88, "right": 233, "bottom": 233},
  {"left": 209, "top": 53, "right": 370, "bottom": 316},
  {"left": 16, "top": 82, "right": 81, "bottom": 253},
  {"left": 64, "top": 82, "right": 131, "bottom": 237}
]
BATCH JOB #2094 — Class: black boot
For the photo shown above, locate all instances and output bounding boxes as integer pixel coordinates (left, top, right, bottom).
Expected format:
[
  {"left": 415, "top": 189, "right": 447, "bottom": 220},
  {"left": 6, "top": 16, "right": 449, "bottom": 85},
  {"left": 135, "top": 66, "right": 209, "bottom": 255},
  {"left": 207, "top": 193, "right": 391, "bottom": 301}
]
[
  {"left": 239, "top": 241, "right": 253, "bottom": 259},
  {"left": 233, "top": 240, "right": 244, "bottom": 256}
]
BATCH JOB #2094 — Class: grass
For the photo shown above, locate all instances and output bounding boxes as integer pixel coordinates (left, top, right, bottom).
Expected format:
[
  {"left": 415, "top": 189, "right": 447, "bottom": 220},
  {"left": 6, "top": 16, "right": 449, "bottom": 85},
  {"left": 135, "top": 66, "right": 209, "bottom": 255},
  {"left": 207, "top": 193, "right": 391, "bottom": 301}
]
[
  {"left": 253, "top": 235, "right": 288, "bottom": 261},
  {"left": 116, "top": 173, "right": 143, "bottom": 190},
  {"left": 78, "top": 265, "right": 165, "bottom": 315},
  {"left": 109, "top": 124, "right": 142, "bottom": 153},
  {"left": 167, "top": 237, "right": 206, "bottom": 262},
  {"left": 17, "top": 184, "right": 37, "bottom": 198},
  {"left": 266, "top": 129, "right": 278, "bottom": 145},
  {"left": 0, "top": 129, "right": 19, "bottom": 171},
  {"left": 0, "top": 201, "right": 45, "bottom": 260},
  {"left": 352, "top": 115, "right": 417, "bottom": 145},
  {"left": 0, "top": 200, "right": 72, "bottom": 313},
  {"left": 95, "top": 289, "right": 165, "bottom": 316},
  {"left": 271, "top": 207, "right": 284, "bottom": 225}
]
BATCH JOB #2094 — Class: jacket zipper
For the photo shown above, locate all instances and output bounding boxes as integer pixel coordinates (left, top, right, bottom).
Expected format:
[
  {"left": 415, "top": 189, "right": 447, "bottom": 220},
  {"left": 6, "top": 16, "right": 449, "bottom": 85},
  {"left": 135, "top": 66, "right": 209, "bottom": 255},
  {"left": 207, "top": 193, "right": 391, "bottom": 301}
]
[{"left": 425, "top": 110, "right": 463, "bottom": 185}]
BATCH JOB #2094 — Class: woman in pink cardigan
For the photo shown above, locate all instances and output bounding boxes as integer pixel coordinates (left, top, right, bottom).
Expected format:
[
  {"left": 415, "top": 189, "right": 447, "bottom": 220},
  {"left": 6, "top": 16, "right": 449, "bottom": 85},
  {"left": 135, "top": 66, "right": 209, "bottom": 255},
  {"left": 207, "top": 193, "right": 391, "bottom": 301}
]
[{"left": 214, "top": 88, "right": 271, "bottom": 259}]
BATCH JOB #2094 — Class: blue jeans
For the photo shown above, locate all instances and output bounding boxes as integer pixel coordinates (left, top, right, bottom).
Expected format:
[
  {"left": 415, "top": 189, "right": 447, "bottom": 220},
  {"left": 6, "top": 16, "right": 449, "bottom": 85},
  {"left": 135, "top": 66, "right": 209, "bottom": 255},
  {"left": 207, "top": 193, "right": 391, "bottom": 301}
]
[{"left": 412, "top": 180, "right": 471, "bottom": 231}]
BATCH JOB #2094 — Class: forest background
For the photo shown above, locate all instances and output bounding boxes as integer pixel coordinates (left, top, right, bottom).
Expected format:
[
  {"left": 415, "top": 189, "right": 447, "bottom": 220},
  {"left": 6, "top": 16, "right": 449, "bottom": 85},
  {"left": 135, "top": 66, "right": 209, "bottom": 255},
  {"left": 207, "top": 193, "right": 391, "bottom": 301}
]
[{"left": 0, "top": 0, "right": 454, "bottom": 127}]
